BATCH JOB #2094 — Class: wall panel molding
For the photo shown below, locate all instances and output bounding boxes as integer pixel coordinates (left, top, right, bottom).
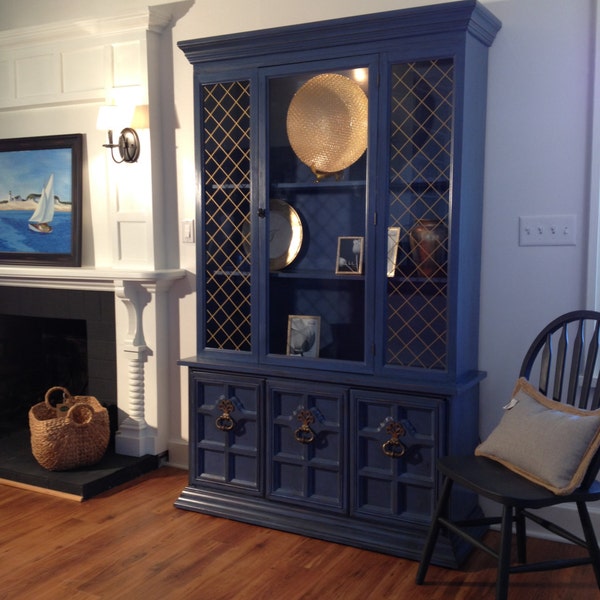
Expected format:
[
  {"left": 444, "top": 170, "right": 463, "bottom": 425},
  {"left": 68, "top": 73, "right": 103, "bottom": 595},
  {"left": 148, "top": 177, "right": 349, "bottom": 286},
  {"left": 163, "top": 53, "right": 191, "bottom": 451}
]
[{"left": 0, "top": 8, "right": 171, "bottom": 110}]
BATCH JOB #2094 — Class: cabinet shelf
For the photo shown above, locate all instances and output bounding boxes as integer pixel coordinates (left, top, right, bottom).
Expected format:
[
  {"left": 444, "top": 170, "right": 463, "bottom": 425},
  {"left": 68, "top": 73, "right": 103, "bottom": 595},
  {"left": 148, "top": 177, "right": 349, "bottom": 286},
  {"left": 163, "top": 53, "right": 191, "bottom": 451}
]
[
  {"left": 212, "top": 269, "right": 250, "bottom": 278},
  {"left": 271, "top": 269, "right": 365, "bottom": 281},
  {"left": 210, "top": 183, "right": 251, "bottom": 190},
  {"left": 272, "top": 180, "right": 366, "bottom": 193},
  {"left": 389, "top": 180, "right": 450, "bottom": 194}
]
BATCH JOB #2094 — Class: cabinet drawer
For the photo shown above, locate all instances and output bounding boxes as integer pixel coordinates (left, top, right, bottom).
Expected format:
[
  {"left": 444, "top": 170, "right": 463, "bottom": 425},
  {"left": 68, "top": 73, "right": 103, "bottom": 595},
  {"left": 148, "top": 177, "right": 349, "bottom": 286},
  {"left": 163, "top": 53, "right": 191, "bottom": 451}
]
[
  {"left": 189, "top": 371, "right": 263, "bottom": 494},
  {"left": 350, "top": 389, "right": 443, "bottom": 525},
  {"left": 267, "top": 380, "right": 347, "bottom": 512}
]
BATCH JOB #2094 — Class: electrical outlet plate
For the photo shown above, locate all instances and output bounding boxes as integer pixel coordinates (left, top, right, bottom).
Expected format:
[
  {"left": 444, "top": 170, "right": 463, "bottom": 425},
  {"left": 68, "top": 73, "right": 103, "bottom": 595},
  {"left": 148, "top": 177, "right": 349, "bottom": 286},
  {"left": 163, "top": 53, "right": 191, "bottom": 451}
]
[{"left": 518, "top": 215, "right": 576, "bottom": 246}]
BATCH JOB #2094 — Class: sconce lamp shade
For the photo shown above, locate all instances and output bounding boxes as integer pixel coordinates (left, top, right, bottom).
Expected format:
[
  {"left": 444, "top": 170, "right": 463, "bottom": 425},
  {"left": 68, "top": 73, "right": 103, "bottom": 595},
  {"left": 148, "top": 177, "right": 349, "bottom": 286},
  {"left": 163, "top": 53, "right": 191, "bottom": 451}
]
[
  {"left": 130, "top": 105, "right": 150, "bottom": 129},
  {"left": 96, "top": 105, "right": 121, "bottom": 131}
]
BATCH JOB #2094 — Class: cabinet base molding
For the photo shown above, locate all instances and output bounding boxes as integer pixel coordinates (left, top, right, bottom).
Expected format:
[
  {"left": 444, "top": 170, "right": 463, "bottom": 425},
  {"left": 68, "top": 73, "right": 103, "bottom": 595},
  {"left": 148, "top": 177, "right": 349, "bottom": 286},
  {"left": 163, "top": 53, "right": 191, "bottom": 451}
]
[{"left": 175, "top": 486, "right": 484, "bottom": 568}]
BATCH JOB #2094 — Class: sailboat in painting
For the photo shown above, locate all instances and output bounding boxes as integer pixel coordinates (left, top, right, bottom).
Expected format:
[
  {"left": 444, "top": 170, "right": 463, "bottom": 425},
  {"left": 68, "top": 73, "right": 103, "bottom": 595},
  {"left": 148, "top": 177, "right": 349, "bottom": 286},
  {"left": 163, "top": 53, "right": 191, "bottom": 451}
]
[{"left": 28, "top": 173, "right": 54, "bottom": 233}]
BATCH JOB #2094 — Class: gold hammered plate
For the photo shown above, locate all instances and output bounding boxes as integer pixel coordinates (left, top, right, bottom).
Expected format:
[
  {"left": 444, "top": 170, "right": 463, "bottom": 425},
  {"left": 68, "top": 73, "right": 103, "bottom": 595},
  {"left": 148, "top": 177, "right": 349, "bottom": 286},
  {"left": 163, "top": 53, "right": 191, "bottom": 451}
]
[
  {"left": 269, "top": 199, "right": 303, "bottom": 270},
  {"left": 286, "top": 73, "right": 368, "bottom": 176}
]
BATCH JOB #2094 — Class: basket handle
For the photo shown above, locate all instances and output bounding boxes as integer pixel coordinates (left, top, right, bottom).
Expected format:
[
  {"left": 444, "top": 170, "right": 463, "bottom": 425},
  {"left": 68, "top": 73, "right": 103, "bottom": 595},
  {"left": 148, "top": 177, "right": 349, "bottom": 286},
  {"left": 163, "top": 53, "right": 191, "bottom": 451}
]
[
  {"left": 44, "top": 386, "right": 74, "bottom": 408},
  {"left": 66, "top": 403, "right": 95, "bottom": 426}
]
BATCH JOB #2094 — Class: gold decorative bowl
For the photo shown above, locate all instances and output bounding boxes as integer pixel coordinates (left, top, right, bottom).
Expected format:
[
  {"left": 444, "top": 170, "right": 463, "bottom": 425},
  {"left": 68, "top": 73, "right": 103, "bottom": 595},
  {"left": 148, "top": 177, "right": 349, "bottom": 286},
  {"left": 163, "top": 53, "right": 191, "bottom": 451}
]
[{"left": 286, "top": 73, "right": 368, "bottom": 178}]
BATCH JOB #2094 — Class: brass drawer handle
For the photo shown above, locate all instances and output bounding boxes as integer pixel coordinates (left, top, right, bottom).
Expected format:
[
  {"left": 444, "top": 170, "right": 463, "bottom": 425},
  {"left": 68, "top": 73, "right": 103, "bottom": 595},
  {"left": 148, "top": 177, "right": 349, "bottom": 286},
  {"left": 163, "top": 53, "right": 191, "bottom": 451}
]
[
  {"left": 215, "top": 397, "right": 236, "bottom": 431},
  {"left": 381, "top": 421, "right": 406, "bottom": 458},
  {"left": 294, "top": 409, "right": 316, "bottom": 444}
]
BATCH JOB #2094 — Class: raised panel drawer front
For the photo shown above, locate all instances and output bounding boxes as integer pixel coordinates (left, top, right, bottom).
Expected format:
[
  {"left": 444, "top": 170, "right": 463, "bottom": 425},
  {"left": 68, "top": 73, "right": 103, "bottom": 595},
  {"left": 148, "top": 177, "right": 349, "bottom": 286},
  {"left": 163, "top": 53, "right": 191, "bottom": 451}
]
[
  {"left": 267, "top": 380, "right": 347, "bottom": 512},
  {"left": 351, "top": 389, "right": 442, "bottom": 524},
  {"left": 190, "top": 371, "right": 263, "bottom": 494}
]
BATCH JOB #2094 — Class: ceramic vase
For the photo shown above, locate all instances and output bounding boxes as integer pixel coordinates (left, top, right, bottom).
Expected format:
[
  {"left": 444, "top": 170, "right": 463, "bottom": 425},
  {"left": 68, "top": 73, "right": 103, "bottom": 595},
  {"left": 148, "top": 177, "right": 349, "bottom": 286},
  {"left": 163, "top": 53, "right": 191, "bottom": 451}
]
[{"left": 409, "top": 219, "right": 447, "bottom": 277}]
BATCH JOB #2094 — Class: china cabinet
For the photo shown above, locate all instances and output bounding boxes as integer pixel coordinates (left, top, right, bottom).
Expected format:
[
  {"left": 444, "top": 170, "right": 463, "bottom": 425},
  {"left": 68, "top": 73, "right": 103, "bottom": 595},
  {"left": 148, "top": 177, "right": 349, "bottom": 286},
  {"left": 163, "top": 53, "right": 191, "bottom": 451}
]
[{"left": 176, "top": 0, "right": 500, "bottom": 567}]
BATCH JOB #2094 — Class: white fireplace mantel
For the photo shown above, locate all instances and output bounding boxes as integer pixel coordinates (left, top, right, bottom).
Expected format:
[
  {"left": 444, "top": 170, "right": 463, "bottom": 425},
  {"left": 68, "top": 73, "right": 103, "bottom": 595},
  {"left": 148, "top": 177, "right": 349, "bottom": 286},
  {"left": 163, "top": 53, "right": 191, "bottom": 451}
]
[{"left": 0, "top": 266, "right": 185, "bottom": 291}]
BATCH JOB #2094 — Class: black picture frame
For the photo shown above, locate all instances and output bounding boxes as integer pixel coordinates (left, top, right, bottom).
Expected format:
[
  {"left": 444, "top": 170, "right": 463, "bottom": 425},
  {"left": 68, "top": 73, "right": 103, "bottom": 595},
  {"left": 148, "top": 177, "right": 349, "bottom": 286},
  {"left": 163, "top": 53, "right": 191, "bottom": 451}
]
[
  {"left": 335, "top": 236, "right": 364, "bottom": 275},
  {"left": 0, "top": 133, "right": 83, "bottom": 267}
]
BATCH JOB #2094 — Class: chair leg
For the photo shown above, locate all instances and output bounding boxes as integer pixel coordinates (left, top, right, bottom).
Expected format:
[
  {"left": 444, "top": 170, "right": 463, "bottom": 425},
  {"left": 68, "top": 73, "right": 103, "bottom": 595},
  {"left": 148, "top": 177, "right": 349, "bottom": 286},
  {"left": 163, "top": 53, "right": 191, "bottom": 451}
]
[
  {"left": 515, "top": 507, "right": 527, "bottom": 563},
  {"left": 416, "top": 476, "right": 453, "bottom": 585},
  {"left": 496, "top": 505, "right": 513, "bottom": 600},
  {"left": 576, "top": 501, "right": 600, "bottom": 589}
]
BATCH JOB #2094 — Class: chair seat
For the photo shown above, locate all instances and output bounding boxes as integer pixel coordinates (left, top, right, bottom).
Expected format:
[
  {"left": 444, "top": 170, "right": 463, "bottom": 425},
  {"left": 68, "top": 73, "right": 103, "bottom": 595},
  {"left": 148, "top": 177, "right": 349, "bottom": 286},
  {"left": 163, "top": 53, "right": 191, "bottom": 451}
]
[{"left": 438, "top": 455, "right": 600, "bottom": 509}]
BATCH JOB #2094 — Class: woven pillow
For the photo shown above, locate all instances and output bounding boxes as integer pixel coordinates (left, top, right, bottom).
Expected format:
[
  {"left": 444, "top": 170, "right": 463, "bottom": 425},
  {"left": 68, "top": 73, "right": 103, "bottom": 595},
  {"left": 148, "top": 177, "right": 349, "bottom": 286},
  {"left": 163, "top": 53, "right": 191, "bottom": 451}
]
[{"left": 475, "top": 377, "right": 600, "bottom": 495}]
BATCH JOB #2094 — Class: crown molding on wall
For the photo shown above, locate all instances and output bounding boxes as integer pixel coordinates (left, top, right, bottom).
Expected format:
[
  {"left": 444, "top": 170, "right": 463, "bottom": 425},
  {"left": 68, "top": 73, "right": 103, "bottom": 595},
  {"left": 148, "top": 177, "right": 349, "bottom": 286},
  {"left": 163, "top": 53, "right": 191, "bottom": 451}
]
[{"left": 0, "top": 6, "right": 174, "bottom": 51}]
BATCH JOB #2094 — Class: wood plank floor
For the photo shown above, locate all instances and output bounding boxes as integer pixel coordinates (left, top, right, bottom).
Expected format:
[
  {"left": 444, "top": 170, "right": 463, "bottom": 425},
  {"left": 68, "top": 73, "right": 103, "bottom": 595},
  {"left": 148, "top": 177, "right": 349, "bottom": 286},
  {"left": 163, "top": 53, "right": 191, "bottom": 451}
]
[{"left": 0, "top": 466, "right": 597, "bottom": 599}]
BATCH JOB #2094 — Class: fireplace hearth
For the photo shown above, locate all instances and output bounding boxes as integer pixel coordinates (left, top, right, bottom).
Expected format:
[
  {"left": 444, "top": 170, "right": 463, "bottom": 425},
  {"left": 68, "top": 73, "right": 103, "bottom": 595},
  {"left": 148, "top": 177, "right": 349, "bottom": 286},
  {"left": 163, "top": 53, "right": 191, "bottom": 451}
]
[{"left": 0, "top": 428, "right": 159, "bottom": 499}]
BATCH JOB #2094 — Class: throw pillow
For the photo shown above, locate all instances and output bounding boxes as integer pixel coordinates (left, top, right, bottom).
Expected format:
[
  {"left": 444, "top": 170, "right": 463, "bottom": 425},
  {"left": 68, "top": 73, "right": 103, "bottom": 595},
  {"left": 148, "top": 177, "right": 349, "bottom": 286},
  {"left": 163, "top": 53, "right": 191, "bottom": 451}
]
[{"left": 475, "top": 377, "right": 600, "bottom": 495}]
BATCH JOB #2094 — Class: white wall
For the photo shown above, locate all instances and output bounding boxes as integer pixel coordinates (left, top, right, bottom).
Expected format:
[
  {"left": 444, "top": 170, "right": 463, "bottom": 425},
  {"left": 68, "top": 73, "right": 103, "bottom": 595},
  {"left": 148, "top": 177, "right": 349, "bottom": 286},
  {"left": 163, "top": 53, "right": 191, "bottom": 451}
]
[{"left": 0, "top": 0, "right": 596, "bottom": 475}]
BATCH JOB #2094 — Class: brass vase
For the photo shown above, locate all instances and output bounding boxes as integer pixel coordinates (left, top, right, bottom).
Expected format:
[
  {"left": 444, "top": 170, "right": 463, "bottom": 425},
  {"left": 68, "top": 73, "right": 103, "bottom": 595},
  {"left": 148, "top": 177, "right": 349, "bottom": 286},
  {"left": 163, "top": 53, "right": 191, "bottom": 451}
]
[{"left": 409, "top": 219, "right": 447, "bottom": 277}]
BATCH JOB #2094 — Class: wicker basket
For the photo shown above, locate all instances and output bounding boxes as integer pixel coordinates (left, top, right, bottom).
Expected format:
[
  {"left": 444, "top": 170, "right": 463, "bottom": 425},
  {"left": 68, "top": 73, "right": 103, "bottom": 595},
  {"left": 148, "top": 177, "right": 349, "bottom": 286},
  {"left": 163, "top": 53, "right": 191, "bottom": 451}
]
[{"left": 29, "top": 386, "right": 110, "bottom": 471}]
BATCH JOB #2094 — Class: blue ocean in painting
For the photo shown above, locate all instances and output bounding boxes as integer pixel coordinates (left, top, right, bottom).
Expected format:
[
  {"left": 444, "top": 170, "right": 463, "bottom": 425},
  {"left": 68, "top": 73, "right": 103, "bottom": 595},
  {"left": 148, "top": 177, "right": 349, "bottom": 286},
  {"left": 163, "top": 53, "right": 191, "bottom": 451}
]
[{"left": 0, "top": 211, "right": 71, "bottom": 254}]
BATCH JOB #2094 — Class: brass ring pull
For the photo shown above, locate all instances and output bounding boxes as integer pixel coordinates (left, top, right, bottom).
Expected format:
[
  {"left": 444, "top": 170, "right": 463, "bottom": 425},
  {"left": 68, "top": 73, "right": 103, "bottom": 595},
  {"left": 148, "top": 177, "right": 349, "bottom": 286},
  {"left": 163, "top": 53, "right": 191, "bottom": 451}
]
[
  {"left": 382, "top": 438, "right": 406, "bottom": 458},
  {"left": 294, "top": 409, "right": 316, "bottom": 444},
  {"left": 381, "top": 421, "right": 406, "bottom": 458},
  {"left": 215, "top": 398, "right": 236, "bottom": 432},
  {"left": 216, "top": 414, "right": 235, "bottom": 431}
]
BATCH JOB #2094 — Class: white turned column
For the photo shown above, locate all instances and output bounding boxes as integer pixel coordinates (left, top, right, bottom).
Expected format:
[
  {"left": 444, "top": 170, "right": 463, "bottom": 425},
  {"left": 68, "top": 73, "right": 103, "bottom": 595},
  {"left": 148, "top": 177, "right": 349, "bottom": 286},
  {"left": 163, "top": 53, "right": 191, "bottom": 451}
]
[{"left": 114, "top": 279, "right": 152, "bottom": 455}]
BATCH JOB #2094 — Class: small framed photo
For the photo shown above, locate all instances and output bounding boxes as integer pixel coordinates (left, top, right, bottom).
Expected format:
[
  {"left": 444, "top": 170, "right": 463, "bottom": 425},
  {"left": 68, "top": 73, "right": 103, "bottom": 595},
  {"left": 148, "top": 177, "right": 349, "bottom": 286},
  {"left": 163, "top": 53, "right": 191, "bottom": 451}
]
[
  {"left": 336, "top": 236, "right": 364, "bottom": 274},
  {"left": 287, "top": 315, "right": 321, "bottom": 358},
  {"left": 387, "top": 227, "right": 401, "bottom": 277}
]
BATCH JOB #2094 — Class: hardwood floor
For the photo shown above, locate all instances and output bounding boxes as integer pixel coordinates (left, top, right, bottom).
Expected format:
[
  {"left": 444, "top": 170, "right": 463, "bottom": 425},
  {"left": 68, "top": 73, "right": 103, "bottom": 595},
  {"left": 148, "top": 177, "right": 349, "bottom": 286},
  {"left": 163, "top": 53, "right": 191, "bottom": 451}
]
[{"left": 0, "top": 466, "right": 597, "bottom": 599}]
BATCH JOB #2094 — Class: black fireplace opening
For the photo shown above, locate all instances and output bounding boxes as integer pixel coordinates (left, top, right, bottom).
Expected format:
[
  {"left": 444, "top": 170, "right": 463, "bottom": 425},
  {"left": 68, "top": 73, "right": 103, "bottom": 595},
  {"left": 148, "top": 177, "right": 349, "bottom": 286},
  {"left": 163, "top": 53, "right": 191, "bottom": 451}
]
[{"left": 0, "top": 314, "right": 90, "bottom": 436}]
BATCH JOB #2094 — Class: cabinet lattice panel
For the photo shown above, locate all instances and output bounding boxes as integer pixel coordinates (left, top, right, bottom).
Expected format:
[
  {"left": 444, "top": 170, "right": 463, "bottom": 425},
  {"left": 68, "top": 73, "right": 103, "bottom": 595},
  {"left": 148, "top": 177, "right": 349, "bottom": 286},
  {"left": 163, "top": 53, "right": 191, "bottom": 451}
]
[
  {"left": 203, "top": 81, "right": 252, "bottom": 351},
  {"left": 387, "top": 59, "right": 453, "bottom": 370}
]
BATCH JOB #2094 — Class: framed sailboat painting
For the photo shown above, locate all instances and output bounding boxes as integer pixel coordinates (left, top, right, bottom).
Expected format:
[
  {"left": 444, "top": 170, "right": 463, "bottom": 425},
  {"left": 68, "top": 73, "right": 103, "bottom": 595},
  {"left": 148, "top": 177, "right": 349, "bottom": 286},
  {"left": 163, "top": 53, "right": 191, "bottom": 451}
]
[{"left": 0, "top": 133, "right": 82, "bottom": 266}]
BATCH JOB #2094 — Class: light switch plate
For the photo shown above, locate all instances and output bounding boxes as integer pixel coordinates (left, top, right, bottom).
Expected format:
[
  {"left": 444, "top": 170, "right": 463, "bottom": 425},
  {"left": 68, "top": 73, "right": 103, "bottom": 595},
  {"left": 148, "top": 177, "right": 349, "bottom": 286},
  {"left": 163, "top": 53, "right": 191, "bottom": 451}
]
[
  {"left": 182, "top": 219, "right": 195, "bottom": 243},
  {"left": 518, "top": 215, "right": 576, "bottom": 246}
]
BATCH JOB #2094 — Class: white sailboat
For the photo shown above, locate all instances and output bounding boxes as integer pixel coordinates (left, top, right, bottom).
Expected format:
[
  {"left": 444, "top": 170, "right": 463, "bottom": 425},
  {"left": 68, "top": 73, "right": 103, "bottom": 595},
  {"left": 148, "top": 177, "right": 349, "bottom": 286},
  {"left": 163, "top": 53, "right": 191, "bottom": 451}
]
[{"left": 28, "top": 174, "right": 54, "bottom": 233}]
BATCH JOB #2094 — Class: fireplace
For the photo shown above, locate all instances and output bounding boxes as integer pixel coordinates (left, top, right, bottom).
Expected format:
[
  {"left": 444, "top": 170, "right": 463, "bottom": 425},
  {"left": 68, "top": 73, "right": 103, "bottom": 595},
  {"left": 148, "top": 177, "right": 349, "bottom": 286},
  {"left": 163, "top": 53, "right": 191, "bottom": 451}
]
[
  {"left": 0, "top": 268, "right": 185, "bottom": 497},
  {"left": 0, "top": 288, "right": 117, "bottom": 437},
  {"left": 0, "top": 266, "right": 186, "bottom": 461}
]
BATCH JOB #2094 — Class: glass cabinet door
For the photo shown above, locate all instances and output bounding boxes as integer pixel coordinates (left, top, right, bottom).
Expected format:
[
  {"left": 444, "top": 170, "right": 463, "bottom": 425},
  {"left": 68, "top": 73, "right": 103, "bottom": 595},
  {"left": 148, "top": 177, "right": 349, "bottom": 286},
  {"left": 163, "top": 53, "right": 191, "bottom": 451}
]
[
  {"left": 265, "top": 68, "right": 370, "bottom": 364},
  {"left": 200, "top": 79, "right": 252, "bottom": 353},
  {"left": 385, "top": 58, "right": 454, "bottom": 371}
]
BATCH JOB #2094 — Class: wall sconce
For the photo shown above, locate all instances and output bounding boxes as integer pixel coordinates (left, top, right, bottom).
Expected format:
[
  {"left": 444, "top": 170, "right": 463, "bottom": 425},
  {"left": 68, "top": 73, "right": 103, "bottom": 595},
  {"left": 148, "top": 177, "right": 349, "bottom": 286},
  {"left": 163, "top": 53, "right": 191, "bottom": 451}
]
[{"left": 97, "top": 104, "right": 149, "bottom": 164}]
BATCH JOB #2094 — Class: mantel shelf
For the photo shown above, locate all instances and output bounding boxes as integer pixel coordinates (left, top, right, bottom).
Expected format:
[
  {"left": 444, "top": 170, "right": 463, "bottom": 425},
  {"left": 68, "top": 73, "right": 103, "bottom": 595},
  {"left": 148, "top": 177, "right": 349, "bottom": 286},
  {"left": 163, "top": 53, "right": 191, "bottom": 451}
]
[{"left": 0, "top": 266, "right": 187, "bottom": 291}]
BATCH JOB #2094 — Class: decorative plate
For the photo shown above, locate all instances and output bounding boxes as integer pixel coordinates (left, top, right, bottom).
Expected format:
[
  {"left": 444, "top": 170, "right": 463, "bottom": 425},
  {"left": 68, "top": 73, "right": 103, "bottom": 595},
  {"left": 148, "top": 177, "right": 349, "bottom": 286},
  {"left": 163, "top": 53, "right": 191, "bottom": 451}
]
[
  {"left": 286, "top": 73, "right": 368, "bottom": 176},
  {"left": 269, "top": 199, "right": 303, "bottom": 270}
]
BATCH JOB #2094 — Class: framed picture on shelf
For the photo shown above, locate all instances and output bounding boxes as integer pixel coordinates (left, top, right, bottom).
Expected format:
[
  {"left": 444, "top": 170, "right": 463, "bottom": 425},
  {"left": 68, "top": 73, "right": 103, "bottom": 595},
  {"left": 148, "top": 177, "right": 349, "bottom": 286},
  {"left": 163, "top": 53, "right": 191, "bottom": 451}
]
[
  {"left": 335, "top": 236, "right": 364, "bottom": 275},
  {"left": 287, "top": 315, "right": 321, "bottom": 358},
  {"left": 0, "top": 133, "right": 83, "bottom": 267},
  {"left": 387, "top": 227, "right": 401, "bottom": 277}
]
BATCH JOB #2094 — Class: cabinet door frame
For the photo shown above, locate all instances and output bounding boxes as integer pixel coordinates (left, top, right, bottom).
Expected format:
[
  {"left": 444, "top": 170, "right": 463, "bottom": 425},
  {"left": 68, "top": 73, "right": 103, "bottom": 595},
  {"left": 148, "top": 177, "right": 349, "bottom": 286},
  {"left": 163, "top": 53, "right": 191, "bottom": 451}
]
[
  {"left": 266, "top": 378, "right": 348, "bottom": 513},
  {"left": 193, "top": 68, "right": 262, "bottom": 363},
  {"left": 257, "top": 56, "right": 380, "bottom": 374},
  {"left": 349, "top": 388, "right": 446, "bottom": 525},
  {"left": 188, "top": 370, "right": 264, "bottom": 496}
]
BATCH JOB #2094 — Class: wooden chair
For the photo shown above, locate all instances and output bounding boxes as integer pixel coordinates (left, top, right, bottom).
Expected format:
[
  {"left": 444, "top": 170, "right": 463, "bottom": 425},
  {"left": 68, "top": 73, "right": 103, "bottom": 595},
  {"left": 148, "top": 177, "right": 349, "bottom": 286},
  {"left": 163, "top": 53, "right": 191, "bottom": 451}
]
[{"left": 416, "top": 310, "right": 600, "bottom": 600}]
